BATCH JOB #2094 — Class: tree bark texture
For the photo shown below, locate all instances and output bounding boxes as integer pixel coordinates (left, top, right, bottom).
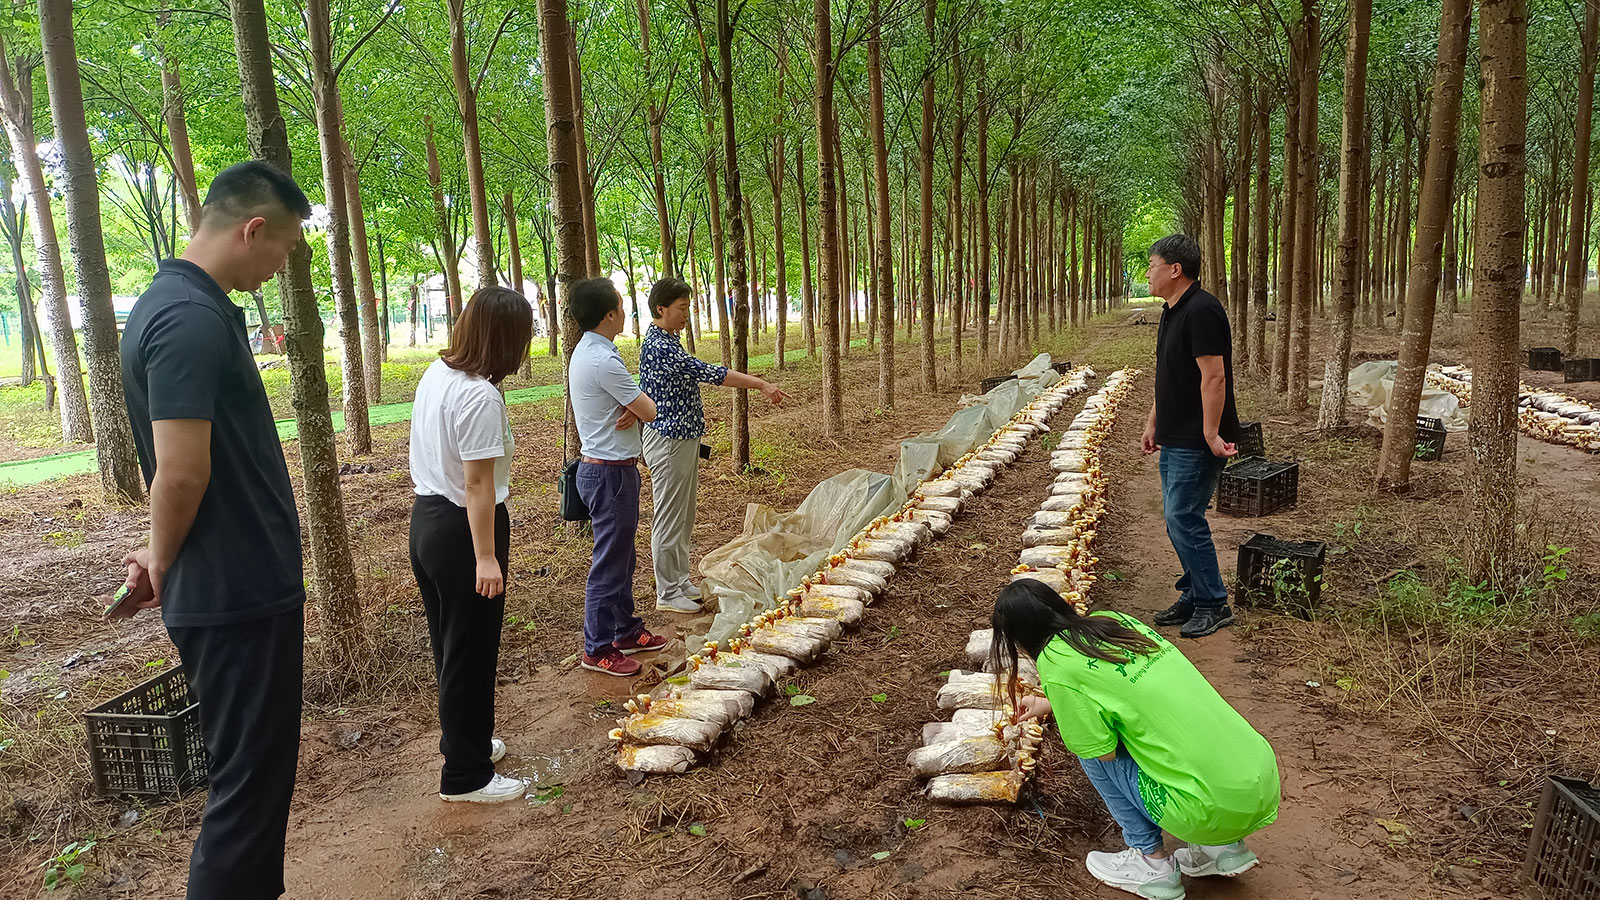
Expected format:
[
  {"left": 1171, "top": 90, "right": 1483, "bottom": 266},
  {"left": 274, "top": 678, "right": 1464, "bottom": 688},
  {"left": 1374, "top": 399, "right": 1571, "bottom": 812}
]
[
  {"left": 1318, "top": 0, "right": 1372, "bottom": 430},
  {"left": 538, "top": 0, "right": 587, "bottom": 456},
  {"left": 1562, "top": 0, "right": 1599, "bottom": 355}
]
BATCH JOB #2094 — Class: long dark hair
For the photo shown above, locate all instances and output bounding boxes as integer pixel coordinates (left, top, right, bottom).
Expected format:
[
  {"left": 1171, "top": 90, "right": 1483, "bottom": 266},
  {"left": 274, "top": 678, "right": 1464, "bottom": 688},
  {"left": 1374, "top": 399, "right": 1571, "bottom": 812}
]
[
  {"left": 988, "top": 579, "right": 1159, "bottom": 707},
  {"left": 441, "top": 286, "right": 533, "bottom": 384}
]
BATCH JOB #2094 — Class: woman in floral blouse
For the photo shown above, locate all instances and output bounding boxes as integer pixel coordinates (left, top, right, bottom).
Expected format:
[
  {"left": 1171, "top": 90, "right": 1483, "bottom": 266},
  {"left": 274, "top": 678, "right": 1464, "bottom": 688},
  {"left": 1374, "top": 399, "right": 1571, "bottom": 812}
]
[{"left": 639, "top": 278, "right": 787, "bottom": 612}]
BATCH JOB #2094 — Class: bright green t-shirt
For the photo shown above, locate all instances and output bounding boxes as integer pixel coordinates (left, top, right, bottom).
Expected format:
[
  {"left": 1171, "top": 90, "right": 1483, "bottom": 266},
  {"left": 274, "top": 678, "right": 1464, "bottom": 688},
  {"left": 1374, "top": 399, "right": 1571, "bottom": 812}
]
[{"left": 1035, "top": 611, "right": 1281, "bottom": 845}]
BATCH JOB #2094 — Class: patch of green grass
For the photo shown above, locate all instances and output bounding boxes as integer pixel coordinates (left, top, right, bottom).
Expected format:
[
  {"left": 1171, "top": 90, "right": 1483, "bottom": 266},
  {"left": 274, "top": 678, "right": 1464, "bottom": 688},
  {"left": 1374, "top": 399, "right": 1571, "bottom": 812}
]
[{"left": 1573, "top": 611, "right": 1600, "bottom": 641}]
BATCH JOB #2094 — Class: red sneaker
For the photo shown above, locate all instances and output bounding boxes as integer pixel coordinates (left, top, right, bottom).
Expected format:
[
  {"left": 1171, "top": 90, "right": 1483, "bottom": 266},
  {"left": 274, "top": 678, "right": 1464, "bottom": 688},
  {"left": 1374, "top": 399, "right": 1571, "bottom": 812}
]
[
  {"left": 580, "top": 647, "right": 642, "bottom": 677},
  {"left": 613, "top": 629, "right": 669, "bottom": 656}
]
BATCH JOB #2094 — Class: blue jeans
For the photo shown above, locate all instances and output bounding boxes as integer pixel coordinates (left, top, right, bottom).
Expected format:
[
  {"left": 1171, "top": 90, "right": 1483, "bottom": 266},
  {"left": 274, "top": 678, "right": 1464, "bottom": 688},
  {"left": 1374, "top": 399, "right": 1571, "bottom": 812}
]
[
  {"left": 1159, "top": 447, "right": 1228, "bottom": 608},
  {"left": 576, "top": 462, "right": 645, "bottom": 657},
  {"left": 1080, "top": 747, "right": 1164, "bottom": 854}
]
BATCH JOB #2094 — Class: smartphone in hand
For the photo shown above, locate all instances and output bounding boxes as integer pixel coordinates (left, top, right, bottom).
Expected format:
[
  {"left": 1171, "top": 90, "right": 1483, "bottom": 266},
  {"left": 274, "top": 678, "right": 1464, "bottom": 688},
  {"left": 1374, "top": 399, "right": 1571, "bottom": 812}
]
[{"left": 103, "top": 583, "right": 152, "bottom": 620}]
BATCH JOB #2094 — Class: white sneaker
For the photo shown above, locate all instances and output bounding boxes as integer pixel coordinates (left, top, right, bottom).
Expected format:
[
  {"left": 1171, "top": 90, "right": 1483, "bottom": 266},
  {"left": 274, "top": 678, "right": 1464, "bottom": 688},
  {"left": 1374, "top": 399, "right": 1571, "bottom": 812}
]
[
  {"left": 1085, "top": 848, "right": 1185, "bottom": 900},
  {"left": 1174, "top": 841, "right": 1259, "bottom": 877},
  {"left": 683, "top": 582, "right": 703, "bottom": 600},
  {"left": 656, "top": 595, "right": 702, "bottom": 613},
  {"left": 490, "top": 738, "right": 506, "bottom": 764},
  {"left": 440, "top": 773, "right": 526, "bottom": 804}
]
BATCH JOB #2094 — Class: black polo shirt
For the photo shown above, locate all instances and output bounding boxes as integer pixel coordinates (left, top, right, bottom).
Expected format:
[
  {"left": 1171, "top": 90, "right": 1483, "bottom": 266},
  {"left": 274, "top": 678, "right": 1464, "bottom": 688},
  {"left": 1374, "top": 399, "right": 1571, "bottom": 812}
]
[
  {"left": 120, "top": 259, "right": 305, "bottom": 627},
  {"left": 1153, "top": 281, "right": 1241, "bottom": 451}
]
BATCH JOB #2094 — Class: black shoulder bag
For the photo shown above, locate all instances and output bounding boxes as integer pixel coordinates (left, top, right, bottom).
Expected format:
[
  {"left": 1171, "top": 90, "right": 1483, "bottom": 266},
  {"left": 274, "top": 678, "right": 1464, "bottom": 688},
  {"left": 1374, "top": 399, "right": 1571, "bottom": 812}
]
[{"left": 557, "top": 399, "right": 591, "bottom": 521}]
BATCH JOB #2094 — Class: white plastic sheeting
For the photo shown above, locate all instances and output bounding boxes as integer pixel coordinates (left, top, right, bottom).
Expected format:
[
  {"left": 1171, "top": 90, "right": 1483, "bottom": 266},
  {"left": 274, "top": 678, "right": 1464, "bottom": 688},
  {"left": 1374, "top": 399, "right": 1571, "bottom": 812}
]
[
  {"left": 695, "top": 354, "right": 1064, "bottom": 646},
  {"left": 1344, "top": 360, "right": 1469, "bottom": 431}
]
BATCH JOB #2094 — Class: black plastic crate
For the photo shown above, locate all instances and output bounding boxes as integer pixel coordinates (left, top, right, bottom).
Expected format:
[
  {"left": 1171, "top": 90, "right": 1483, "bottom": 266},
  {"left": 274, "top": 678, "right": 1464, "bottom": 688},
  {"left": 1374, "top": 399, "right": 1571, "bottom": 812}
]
[
  {"left": 1236, "top": 533, "right": 1326, "bottom": 617},
  {"left": 1522, "top": 775, "right": 1600, "bottom": 900},
  {"left": 980, "top": 373, "right": 1018, "bottom": 393},
  {"left": 85, "top": 666, "right": 207, "bottom": 798},
  {"left": 1050, "top": 360, "right": 1073, "bottom": 375},
  {"left": 1233, "top": 421, "right": 1266, "bottom": 461},
  {"left": 1529, "top": 347, "right": 1564, "bottom": 372},
  {"left": 1565, "top": 358, "right": 1600, "bottom": 383},
  {"left": 1414, "top": 416, "right": 1446, "bottom": 461},
  {"left": 1216, "top": 457, "right": 1299, "bottom": 517}
]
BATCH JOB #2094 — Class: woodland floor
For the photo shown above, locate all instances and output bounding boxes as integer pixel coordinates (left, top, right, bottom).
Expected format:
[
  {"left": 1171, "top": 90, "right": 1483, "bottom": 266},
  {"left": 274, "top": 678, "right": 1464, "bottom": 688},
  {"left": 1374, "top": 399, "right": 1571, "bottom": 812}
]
[{"left": 2, "top": 304, "right": 1599, "bottom": 899}]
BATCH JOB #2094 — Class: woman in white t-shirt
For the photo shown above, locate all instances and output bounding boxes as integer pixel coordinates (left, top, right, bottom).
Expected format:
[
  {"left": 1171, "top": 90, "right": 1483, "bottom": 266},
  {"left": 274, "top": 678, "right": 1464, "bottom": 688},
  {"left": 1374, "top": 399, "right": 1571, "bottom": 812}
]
[{"left": 409, "top": 286, "right": 532, "bottom": 804}]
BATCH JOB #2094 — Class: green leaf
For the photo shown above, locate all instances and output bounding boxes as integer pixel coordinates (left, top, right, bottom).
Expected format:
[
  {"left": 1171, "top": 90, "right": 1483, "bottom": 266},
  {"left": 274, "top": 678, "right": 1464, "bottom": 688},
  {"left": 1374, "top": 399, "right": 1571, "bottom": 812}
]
[
  {"left": 688, "top": 823, "right": 707, "bottom": 837},
  {"left": 871, "top": 693, "right": 888, "bottom": 703},
  {"left": 789, "top": 694, "right": 816, "bottom": 707},
  {"left": 903, "top": 818, "right": 926, "bottom": 830},
  {"left": 871, "top": 851, "right": 891, "bottom": 860},
  {"left": 785, "top": 683, "right": 799, "bottom": 695},
  {"left": 666, "top": 674, "right": 690, "bottom": 685},
  {"left": 65, "top": 864, "right": 85, "bottom": 882},
  {"left": 1335, "top": 676, "right": 1359, "bottom": 692}
]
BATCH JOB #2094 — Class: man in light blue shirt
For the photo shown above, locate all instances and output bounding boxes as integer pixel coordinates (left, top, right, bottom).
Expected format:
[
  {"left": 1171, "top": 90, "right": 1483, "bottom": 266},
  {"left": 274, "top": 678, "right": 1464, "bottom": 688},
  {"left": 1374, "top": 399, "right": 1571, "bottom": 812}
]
[{"left": 566, "top": 278, "right": 666, "bottom": 676}]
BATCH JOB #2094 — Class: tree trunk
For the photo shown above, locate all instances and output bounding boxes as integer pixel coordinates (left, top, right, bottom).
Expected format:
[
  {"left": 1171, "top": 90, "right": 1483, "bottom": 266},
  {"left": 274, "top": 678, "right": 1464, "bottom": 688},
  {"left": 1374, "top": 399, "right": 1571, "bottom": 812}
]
[
  {"left": 1273, "top": 33, "right": 1301, "bottom": 395},
  {"left": 1317, "top": 0, "right": 1372, "bottom": 429},
  {"left": 976, "top": 66, "right": 991, "bottom": 367},
  {"left": 424, "top": 116, "right": 464, "bottom": 330},
  {"left": 1232, "top": 75, "right": 1253, "bottom": 367},
  {"left": 1251, "top": 83, "right": 1271, "bottom": 374},
  {"left": 504, "top": 193, "right": 524, "bottom": 298},
  {"left": 0, "top": 40, "right": 91, "bottom": 442},
  {"left": 814, "top": 0, "right": 843, "bottom": 436},
  {"left": 229, "top": 0, "right": 362, "bottom": 666},
  {"left": 445, "top": 0, "right": 496, "bottom": 290},
  {"left": 39, "top": 0, "right": 144, "bottom": 501},
  {"left": 568, "top": 28, "right": 602, "bottom": 277},
  {"left": 796, "top": 138, "right": 816, "bottom": 358},
  {"left": 868, "top": 0, "right": 895, "bottom": 407},
  {"left": 155, "top": 2, "right": 201, "bottom": 232},
  {"left": 636, "top": 0, "right": 676, "bottom": 277},
  {"left": 1376, "top": 0, "right": 1470, "bottom": 490},
  {"left": 1287, "top": 0, "right": 1320, "bottom": 412},
  {"left": 308, "top": 0, "right": 370, "bottom": 456},
  {"left": 700, "top": 63, "right": 731, "bottom": 366},
  {"left": 772, "top": 134, "right": 788, "bottom": 371},
  {"left": 340, "top": 112, "right": 382, "bottom": 403},
  {"left": 950, "top": 51, "right": 966, "bottom": 366},
  {"left": 1465, "top": 0, "right": 1527, "bottom": 585},
  {"left": 716, "top": 0, "right": 750, "bottom": 473},
  {"left": 1562, "top": 0, "right": 1599, "bottom": 355},
  {"left": 538, "top": 0, "right": 587, "bottom": 455}
]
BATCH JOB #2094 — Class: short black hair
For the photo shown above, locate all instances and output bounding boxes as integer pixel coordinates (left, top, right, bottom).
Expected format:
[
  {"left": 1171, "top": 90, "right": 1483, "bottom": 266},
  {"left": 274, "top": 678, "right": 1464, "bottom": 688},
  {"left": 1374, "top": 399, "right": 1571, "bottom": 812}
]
[
  {"left": 571, "top": 277, "right": 622, "bottom": 331},
  {"left": 200, "top": 161, "right": 312, "bottom": 230},
  {"left": 1149, "top": 234, "right": 1201, "bottom": 279},
  {"left": 648, "top": 277, "right": 693, "bottom": 319}
]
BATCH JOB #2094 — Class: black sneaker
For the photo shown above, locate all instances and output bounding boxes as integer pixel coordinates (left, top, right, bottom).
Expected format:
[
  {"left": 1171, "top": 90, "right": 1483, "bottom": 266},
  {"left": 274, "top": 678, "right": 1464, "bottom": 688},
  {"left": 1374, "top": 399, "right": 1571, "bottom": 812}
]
[
  {"left": 1153, "top": 599, "right": 1194, "bottom": 626},
  {"left": 1180, "top": 605, "right": 1235, "bottom": 639}
]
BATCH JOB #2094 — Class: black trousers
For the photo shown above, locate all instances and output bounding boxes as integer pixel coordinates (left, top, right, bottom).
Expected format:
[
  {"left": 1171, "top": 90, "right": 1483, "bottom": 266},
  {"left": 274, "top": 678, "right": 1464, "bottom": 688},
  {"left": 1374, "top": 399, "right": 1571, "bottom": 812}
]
[
  {"left": 409, "top": 494, "right": 509, "bottom": 795},
  {"left": 167, "top": 606, "right": 304, "bottom": 900}
]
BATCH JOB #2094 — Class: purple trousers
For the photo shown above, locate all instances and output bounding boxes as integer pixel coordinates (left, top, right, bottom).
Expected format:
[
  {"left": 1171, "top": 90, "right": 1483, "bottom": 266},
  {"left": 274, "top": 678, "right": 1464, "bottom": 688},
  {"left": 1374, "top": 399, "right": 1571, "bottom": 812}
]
[{"left": 576, "top": 462, "right": 645, "bottom": 656}]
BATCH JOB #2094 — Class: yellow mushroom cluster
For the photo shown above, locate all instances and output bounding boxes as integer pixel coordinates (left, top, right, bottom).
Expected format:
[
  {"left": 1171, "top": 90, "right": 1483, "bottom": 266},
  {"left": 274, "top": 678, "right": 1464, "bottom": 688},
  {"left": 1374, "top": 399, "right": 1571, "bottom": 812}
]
[
  {"left": 912, "top": 369, "right": 1140, "bottom": 804},
  {"left": 615, "top": 363, "right": 1098, "bottom": 776},
  {"left": 1430, "top": 367, "right": 1600, "bottom": 453}
]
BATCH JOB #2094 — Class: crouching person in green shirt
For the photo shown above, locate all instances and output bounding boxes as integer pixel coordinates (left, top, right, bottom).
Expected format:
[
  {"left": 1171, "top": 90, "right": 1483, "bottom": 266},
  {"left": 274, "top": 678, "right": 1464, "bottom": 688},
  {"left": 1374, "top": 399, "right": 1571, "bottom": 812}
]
[{"left": 991, "top": 579, "right": 1281, "bottom": 900}]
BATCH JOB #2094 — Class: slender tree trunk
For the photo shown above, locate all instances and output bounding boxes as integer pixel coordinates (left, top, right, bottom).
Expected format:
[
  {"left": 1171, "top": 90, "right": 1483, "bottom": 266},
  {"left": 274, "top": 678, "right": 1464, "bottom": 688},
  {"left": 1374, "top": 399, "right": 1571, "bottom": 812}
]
[
  {"left": 636, "top": 0, "right": 676, "bottom": 277},
  {"left": 445, "top": 0, "right": 496, "bottom": 290},
  {"left": 1562, "top": 0, "right": 1600, "bottom": 354},
  {"left": 567, "top": 29, "right": 602, "bottom": 277},
  {"left": 796, "top": 139, "right": 816, "bottom": 358},
  {"left": 715, "top": 0, "right": 751, "bottom": 473},
  {"left": 539, "top": 0, "right": 587, "bottom": 455},
  {"left": 921, "top": 0, "right": 934, "bottom": 389},
  {"left": 308, "top": 0, "right": 370, "bottom": 455},
  {"left": 771, "top": 50, "right": 790, "bottom": 370},
  {"left": 155, "top": 3, "right": 201, "bottom": 232},
  {"left": 950, "top": 52, "right": 966, "bottom": 367},
  {"left": 976, "top": 66, "right": 991, "bottom": 366},
  {"left": 1376, "top": 0, "right": 1470, "bottom": 489},
  {"left": 339, "top": 107, "right": 383, "bottom": 403},
  {"left": 700, "top": 63, "right": 731, "bottom": 367},
  {"left": 229, "top": 0, "right": 362, "bottom": 664},
  {"left": 0, "top": 41, "right": 90, "bottom": 442},
  {"left": 39, "top": 0, "right": 144, "bottom": 501},
  {"left": 814, "top": 0, "right": 843, "bottom": 436},
  {"left": 1466, "top": 0, "right": 1527, "bottom": 585},
  {"left": 424, "top": 117, "right": 464, "bottom": 330},
  {"left": 1318, "top": 0, "right": 1372, "bottom": 429},
  {"left": 1274, "top": 34, "right": 1302, "bottom": 394},
  {"left": 1232, "top": 76, "right": 1253, "bottom": 367},
  {"left": 1251, "top": 84, "right": 1271, "bottom": 373},
  {"left": 869, "top": 0, "right": 896, "bottom": 406},
  {"left": 1287, "top": 1, "right": 1320, "bottom": 412}
]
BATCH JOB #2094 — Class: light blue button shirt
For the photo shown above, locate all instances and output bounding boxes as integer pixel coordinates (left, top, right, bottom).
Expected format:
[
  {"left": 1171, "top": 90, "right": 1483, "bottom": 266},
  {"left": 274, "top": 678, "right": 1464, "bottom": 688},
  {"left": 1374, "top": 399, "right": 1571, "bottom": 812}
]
[{"left": 570, "top": 330, "right": 643, "bottom": 460}]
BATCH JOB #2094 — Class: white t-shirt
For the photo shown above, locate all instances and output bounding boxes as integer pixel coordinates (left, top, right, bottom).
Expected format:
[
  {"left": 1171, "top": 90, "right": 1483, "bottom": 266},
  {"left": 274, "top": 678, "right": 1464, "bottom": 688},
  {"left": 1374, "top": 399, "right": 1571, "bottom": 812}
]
[{"left": 410, "top": 359, "right": 512, "bottom": 506}]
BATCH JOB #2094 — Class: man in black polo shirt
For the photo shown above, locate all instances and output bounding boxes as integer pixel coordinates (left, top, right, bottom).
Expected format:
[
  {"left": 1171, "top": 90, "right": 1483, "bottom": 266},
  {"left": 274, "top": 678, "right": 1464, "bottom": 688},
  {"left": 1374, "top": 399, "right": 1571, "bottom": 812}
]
[
  {"left": 1140, "top": 234, "right": 1241, "bottom": 639},
  {"left": 118, "top": 161, "right": 311, "bottom": 900}
]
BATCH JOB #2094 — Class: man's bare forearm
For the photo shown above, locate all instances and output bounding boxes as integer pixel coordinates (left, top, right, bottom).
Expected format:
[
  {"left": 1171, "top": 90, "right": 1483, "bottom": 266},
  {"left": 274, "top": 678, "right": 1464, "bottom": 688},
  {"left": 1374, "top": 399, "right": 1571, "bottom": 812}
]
[
  {"left": 1201, "top": 373, "right": 1225, "bottom": 440},
  {"left": 149, "top": 470, "right": 207, "bottom": 571}
]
